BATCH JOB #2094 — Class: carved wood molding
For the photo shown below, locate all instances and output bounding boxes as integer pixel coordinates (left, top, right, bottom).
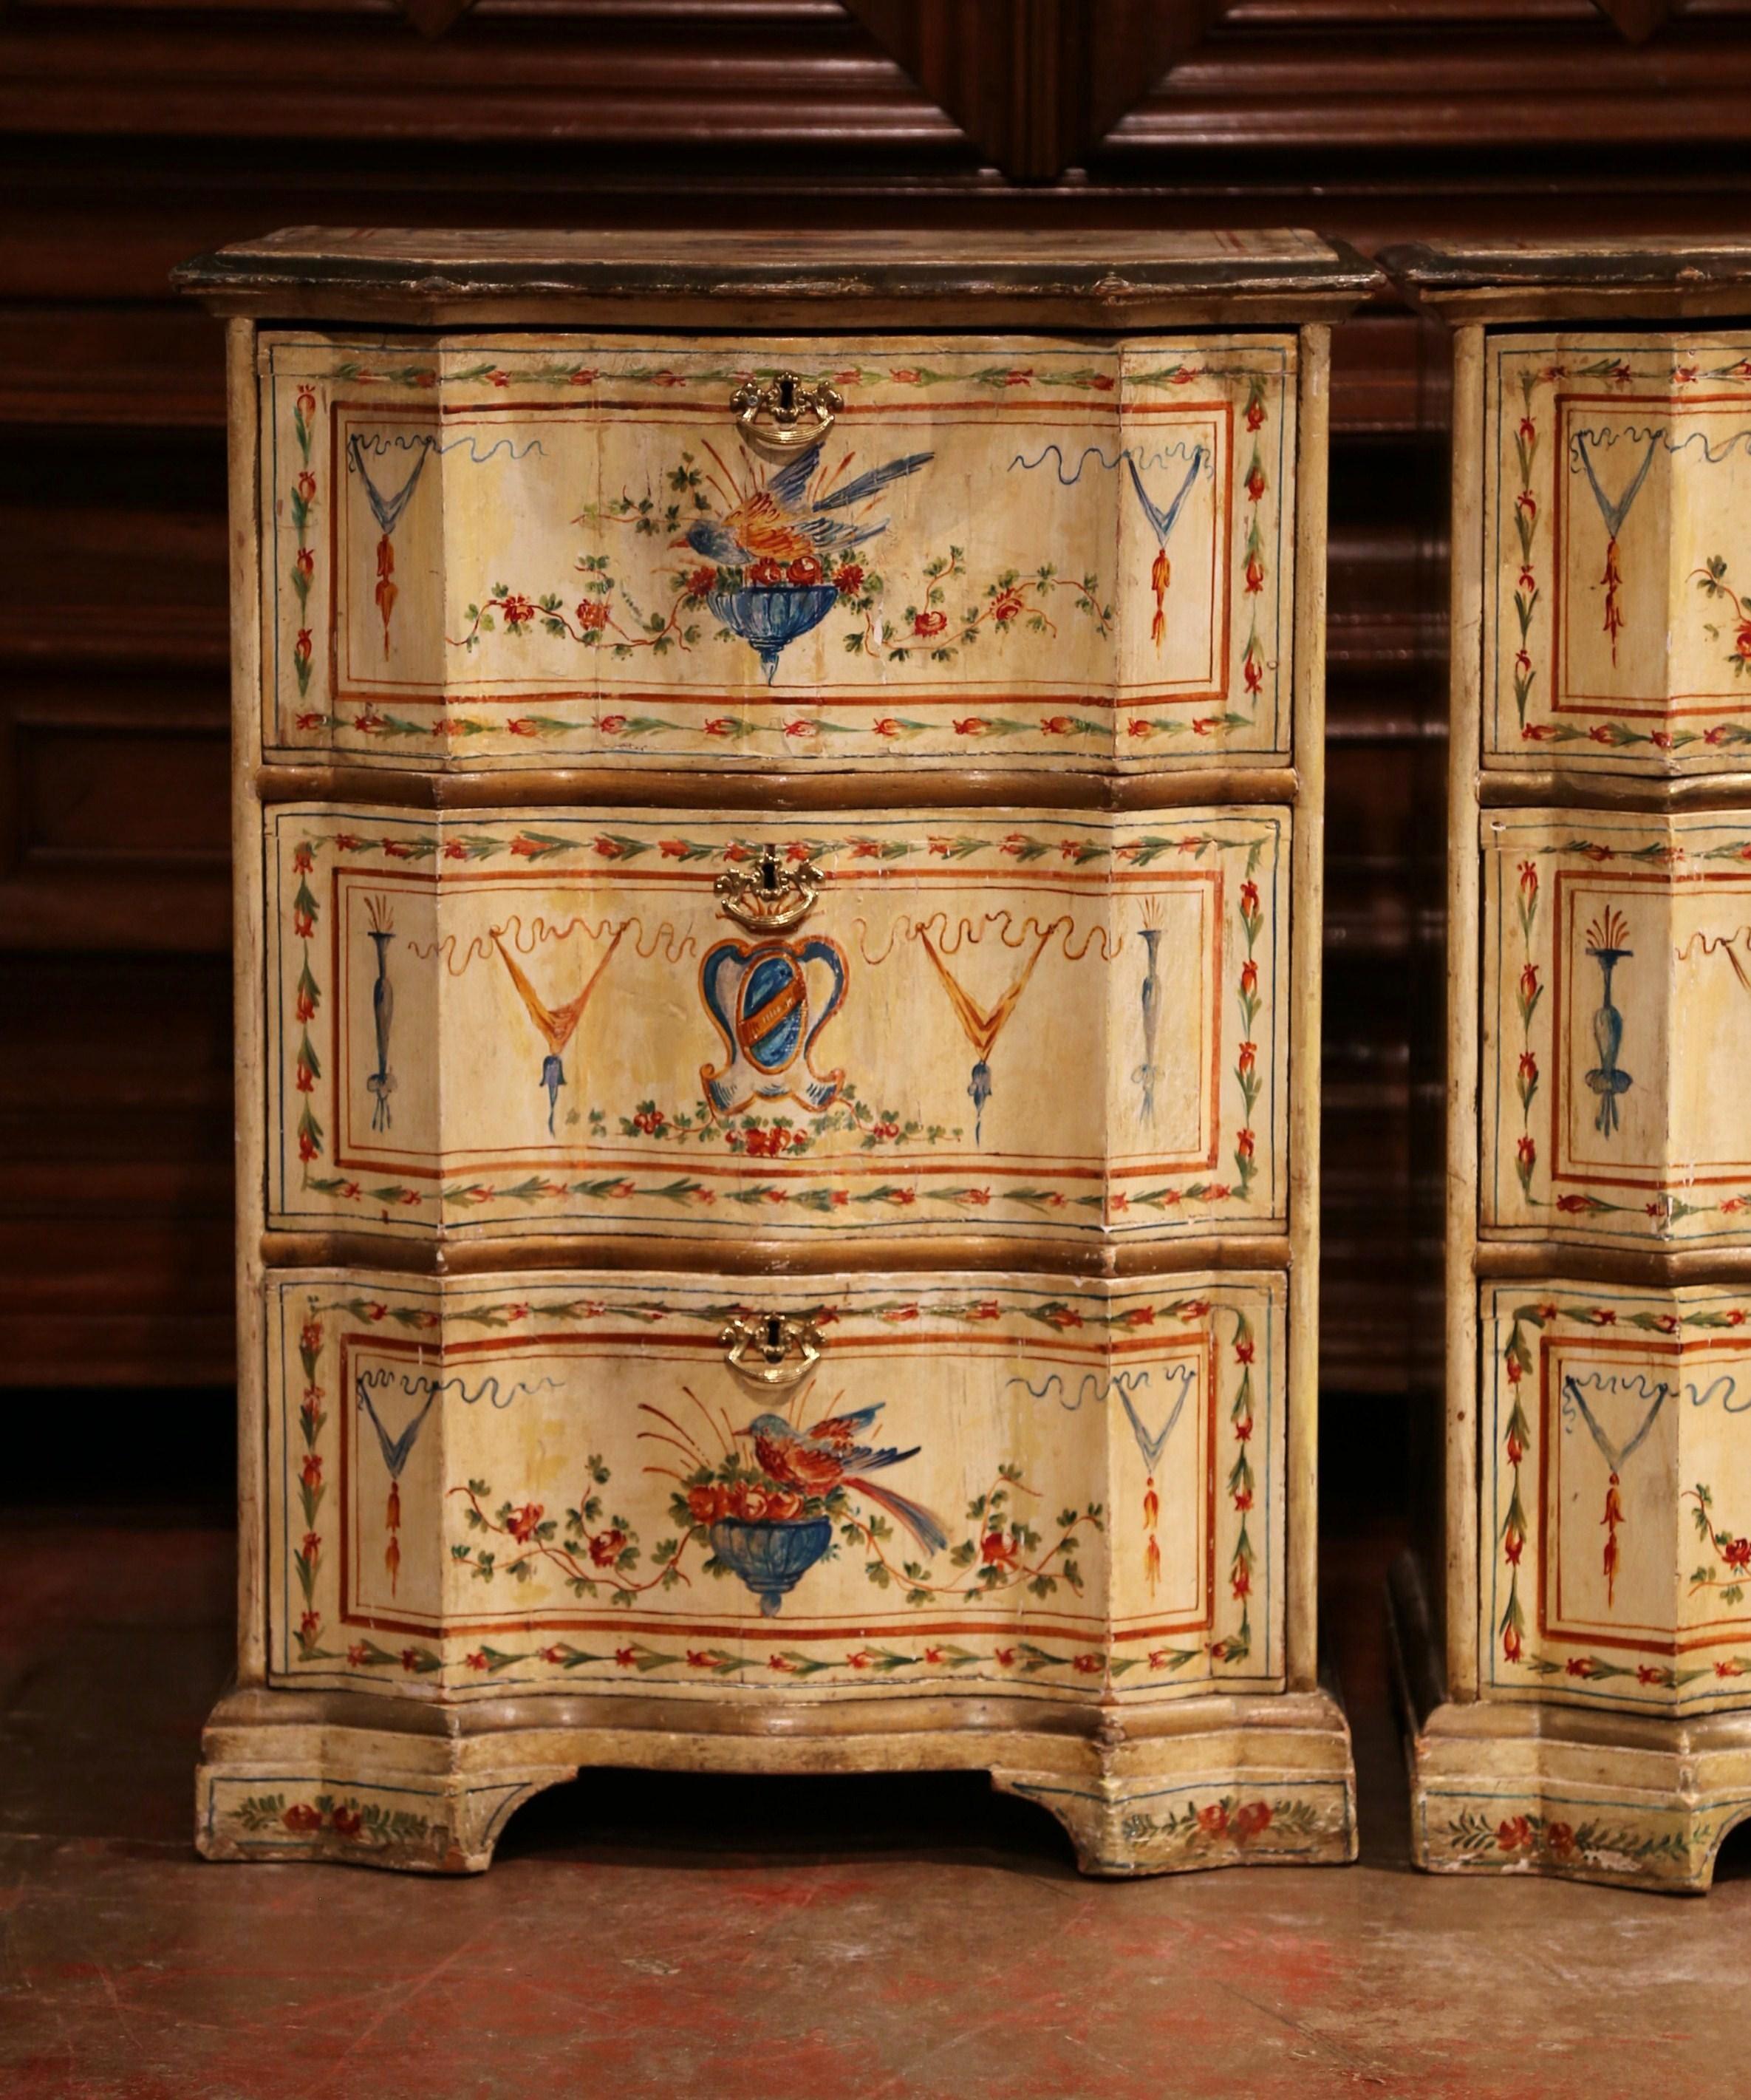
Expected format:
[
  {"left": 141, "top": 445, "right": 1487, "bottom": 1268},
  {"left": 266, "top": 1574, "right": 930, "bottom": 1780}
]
[
  {"left": 1592, "top": 0, "right": 1674, "bottom": 39},
  {"left": 842, "top": 0, "right": 1226, "bottom": 178}
]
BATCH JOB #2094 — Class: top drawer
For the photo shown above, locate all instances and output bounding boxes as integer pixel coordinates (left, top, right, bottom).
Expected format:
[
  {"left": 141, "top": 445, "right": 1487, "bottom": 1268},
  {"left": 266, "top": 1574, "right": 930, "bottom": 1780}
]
[
  {"left": 1482, "top": 329, "right": 1751, "bottom": 777},
  {"left": 259, "top": 331, "right": 1298, "bottom": 773}
]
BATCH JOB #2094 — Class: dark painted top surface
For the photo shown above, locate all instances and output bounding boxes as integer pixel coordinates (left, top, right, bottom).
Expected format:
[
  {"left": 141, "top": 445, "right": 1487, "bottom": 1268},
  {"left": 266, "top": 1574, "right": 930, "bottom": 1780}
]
[
  {"left": 1385, "top": 239, "right": 1751, "bottom": 321},
  {"left": 173, "top": 226, "right": 1382, "bottom": 326}
]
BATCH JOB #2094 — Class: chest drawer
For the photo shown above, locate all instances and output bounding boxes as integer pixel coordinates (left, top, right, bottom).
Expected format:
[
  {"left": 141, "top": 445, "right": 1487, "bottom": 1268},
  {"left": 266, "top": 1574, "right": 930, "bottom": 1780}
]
[
  {"left": 261, "top": 330, "right": 1297, "bottom": 772},
  {"left": 1481, "top": 808, "right": 1751, "bottom": 1247},
  {"left": 1483, "top": 329, "right": 1751, "bottom": 776},
  {"left": 1481, "top": 1276, "right": 1751, "bottom": 1719},
  {"left": 267, "top": 1267, "right": 1285, "bottom": 1703},
  {"left": 267, "top": 802, "right": 1288, "bottom": 1245}
]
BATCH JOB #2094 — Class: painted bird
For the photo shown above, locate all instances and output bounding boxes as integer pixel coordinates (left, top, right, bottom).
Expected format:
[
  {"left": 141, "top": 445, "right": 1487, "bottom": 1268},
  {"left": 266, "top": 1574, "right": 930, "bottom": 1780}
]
[
  {"left": 672, "top": 440, "right": 935, "bottom": 568},
  {"left": 741, "top": 1402, "right": 949, "bottom": 1552}
]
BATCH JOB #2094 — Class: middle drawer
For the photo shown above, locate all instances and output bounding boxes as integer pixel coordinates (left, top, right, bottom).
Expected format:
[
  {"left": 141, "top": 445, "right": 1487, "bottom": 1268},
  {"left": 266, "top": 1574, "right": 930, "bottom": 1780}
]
[{"left": 267, "top": 802, "right": 1288, "bottom": 1245}]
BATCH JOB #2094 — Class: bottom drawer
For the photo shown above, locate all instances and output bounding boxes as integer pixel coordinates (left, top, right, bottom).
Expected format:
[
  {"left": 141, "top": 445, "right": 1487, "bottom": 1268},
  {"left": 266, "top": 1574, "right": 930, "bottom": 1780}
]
[
  {"left": 267, "top": 1267, "right": 1285, "bottom": 1703},
  {"left": 1481, "top": 1276, "right": 1751, "bottom": 1717}
]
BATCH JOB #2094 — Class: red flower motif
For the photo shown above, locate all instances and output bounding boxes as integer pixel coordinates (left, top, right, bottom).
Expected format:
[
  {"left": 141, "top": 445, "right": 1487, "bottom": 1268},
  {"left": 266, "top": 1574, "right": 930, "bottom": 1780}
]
[
  {"left": 1246, "top": 400, "right": 1265, "bottom": 431},
  {"left": 704, "top": 717, "right": 734, "bottom": 737},
  {"left": 1517, "top": 1134, "right": 1536, "bottom": 1173},
  {"left": 598, "top": 714, "right": 627, "bottom": 734},
  {"left": 913, "top": 609, "right": 949, "bottom": 638},
  {"left": 1236, "top": 1128, "right": 1255, "bottom": 1161},
  {"left": 1040, "top": 715, "right": 1071, "bottom": 735},
  {"left": 1496, "top": 1815, "right": 1534, "bottom": 1852},
  {"left": 1545, "top": 1821, "right": 1575, "bottom": 1858},
  {"left": 294, "top": 545, "right": 315, "bottom": 578},
  {"left": 574, "top": 597, "right": 610, "bottom": 631},
  {"left": 1244, "top": 553, "right": 1265, "bottom": 595},
  {"left": 1071, "top": 1652, "right": 1102, "bottom": 1675},
  {"left": 588, "top": 1527, "right": 627, "bottom": 1569},
  {"left": 499, "top": 593, "right": 535, "bottom": 628},
  {"left": 980, "top": 1530, "right": 1020, "bottom": 1569},
  {"left": 1197, "top": 1803, "right": 1229, "bottom": 1838},
  {"left": 1232, "top": 1801, "right": 1272, "bottom": 1842},
  {"left": 991, "top": 588, "right": 1025, "bottom": 624},
  {"left": 1245, "top": 464, "right": 1266, "bottom": 504},
  {"left": 871, "top": 717, "right": 901, "bottom": 739},
  {"left": 296, "top": 471, "right": 317, "bottom": 502},
  {"left": 465, "top": 1650, "right": 489, "bottom": 1671},
  {"left": 293, "top": 629, "right": 313, "bottom": 665},
  {"left": 347, "top": 1643, "right": 368, "bottom": 1666},
  {"left": 748, "top": 557, "right": 784, "bottom": 586},
  {"left": 786, "top": 554, "right": 823, "bottom": 587},
  {"left": 833, "top": 562, "right": 865, "bottom": 596},
  {"left": 507, "top": 1502, "right": 544, "bottom": 1544},
  {"left": 296, "top": 388, "right": 316, "bottom": 417},
  {"left": 685, "top": 565, "right": 717, "bottom": 598},
  {"left": 283, "top": 1803, "right": 323, "bottom": 1835},
  {"left": 1003, "top": 369, "right": 1034, "bottom": 386},
  {"left": 1240, "top": 959, "right": 1259, "bottom": 998}
]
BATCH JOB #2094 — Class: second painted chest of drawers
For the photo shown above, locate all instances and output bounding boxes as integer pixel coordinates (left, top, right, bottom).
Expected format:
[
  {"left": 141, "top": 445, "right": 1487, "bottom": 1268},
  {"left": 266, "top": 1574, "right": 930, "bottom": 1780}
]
[
  {"left": 177, "top": 228, "right": 1375, "bottom": 1875},
  {"left": 1390, "top": 239, "right": 1751, "bottom": 1891}
]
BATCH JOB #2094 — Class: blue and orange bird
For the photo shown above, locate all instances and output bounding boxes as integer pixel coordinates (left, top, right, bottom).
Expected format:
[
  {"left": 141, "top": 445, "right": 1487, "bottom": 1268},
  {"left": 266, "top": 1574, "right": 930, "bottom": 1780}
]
[
  {"left": 672, "top": 438, "right": 935, "bottom": 567},
  {"left": 741, "top": 1402, "right": 949, "bottom": 1553}
]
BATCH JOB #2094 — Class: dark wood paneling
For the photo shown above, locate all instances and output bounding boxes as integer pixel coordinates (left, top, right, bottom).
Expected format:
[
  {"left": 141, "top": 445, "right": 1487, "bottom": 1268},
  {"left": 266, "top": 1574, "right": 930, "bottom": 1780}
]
[{"left": 1, "top": 0, "right": 1740, "bottom": 1422}]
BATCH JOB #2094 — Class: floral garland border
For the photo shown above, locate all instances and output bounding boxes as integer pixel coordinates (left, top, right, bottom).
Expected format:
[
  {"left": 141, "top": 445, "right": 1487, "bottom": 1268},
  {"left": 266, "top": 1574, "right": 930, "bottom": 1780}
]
[
  {"left": 280, "top": 347, "right": 1288, "bottom": 754},
  {"left": 1495, "top": 1292, "right": 1751, "bottom": 1687},
  {"left": 1502, "top": 350, "right": 1751, "bottom": 759},
  {"left": 1498, "top": 834, "right": 1751, "bottom": 1233},
  {"left": 282, "top": 822, "right": 1280, "bottom": 1224},
  {"left": 280, "top": 1284, "right": 1272, "bottom": 1685}
]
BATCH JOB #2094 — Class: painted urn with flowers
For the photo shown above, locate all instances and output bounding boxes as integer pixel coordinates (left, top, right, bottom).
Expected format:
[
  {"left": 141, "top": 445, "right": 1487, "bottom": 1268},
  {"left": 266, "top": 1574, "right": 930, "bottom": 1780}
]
[{"left": 668, "top": 432, "right": 934, "bottom": 682}]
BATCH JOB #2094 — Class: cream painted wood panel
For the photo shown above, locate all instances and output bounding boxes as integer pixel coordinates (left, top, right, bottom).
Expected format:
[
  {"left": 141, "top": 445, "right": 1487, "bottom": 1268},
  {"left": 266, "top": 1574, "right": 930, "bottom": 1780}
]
[
  {"left": 266, "top": 803, "right": 1287, "bottom": 1244},
  {"left": 1480, "top": 1277, "right": 1751, "bottom": 1719},
  {"left": 1483, "top": 330, "right": 1751, "bottom": 774},
  {"left": 1481, "top": 808, "right": 1751, "bottom": 1247},
  {"left": 266, "top": 1268, "right": 1284, "bottom": 1705},
  {"left": 260, "top": 331, "right": 1296, "bottom": 770}
]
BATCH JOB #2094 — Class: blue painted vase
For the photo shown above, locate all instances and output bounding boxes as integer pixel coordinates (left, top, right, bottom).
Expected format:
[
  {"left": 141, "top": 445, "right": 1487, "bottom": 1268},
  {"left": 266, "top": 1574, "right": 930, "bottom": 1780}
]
[
  {"left": 709, "top": 1516, "right": 833, "bottom": 1615},
  {"left": 706, "top": 583, "right": 839, "bottom": 683}
]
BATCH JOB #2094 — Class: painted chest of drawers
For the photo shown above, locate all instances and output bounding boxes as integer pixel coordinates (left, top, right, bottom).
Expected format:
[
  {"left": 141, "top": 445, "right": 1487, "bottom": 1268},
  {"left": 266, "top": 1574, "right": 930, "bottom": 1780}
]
[
  {"left": 1389, "top": 239, "right": 1751, "bottom": 1891},
  {"left": 177, "top": 228, "right": 1373, "bottom": 1875}
]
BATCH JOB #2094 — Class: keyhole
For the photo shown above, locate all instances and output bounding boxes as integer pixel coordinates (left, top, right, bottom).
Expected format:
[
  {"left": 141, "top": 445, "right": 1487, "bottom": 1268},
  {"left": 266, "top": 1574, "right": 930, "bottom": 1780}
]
[
  {"left": 776, "top": 374, "right": 796, "bottom": 415},
  {"left": 765, "top": 1315, "right": 784, "bottom": 1354},
  {"left": 760, "top": 845, "right": 781, "bottom": 893}
]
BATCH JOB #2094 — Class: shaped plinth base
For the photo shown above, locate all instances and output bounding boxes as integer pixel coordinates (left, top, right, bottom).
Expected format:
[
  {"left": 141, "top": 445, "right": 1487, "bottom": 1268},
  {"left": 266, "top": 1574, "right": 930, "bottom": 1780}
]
[
  {"left": 1390, "top": 1552, "right": 1751, "bottom": 1893},
  {"left": 197, "top": 1682, "right": 1356, "bottom": 1878}
]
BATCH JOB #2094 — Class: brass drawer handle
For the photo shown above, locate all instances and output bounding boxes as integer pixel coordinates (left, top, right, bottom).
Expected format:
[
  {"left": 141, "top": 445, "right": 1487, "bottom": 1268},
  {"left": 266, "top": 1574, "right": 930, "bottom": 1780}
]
[
  {"left": 731, "top": 370, "right": 843, "bottom": 456},
  {"left": 720, "top": 1314, "right": 823, "bottom": 1390},
  {"left": 714, "top": 843, "right": 823, "bottom": 932}
]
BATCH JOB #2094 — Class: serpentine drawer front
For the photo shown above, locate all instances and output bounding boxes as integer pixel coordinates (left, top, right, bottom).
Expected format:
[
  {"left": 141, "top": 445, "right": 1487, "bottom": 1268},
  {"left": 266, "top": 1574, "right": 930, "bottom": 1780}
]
[
  {"left": 264, "top": 1269, "right": 1284, "bottom": 1705},
  {"left": 262, "top": 330, "right": 1296, "bottom": 771},
  {"left": 267, "top": 802, "right": 1288, "bottom": 1244},
  {"left": 1388, "top": 240, "right": 1751, "bottom": 1893},
  {"left": 180, "top": 227, "right": 1372, "bottom": 1878}
]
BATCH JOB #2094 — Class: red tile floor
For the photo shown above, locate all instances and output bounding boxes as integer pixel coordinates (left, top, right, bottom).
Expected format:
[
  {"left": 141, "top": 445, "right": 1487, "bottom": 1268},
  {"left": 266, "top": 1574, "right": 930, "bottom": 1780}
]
[{"left": 2, "top": 1516, "right": 1747, "bottom": 2099}]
